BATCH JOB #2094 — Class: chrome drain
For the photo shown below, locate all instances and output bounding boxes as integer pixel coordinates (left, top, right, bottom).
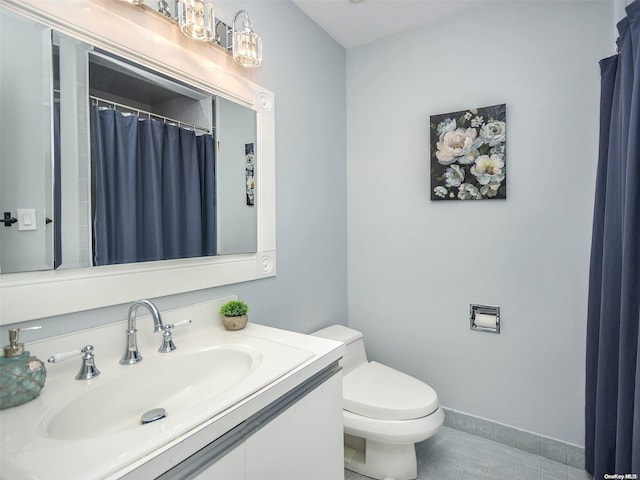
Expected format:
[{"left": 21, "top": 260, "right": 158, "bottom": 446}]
[{"left": 141, "top": 408, "right": 166, "bottom": 425}]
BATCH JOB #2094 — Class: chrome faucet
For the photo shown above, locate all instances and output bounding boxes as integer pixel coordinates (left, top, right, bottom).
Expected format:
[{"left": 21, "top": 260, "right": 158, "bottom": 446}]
[{"left": 120, "top": 299, "right": 164, "bottom": 365}]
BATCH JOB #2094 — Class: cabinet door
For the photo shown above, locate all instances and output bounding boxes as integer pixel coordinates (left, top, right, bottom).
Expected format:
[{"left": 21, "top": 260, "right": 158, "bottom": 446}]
[
  {"left": 192, "top": 444, "right": 245, "bottom": 480},
  {"left": 245, "top": 373, "right": 343, "bottom": 480}
]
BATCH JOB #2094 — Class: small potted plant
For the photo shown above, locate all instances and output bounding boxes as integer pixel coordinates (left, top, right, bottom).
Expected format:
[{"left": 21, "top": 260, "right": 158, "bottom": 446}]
[{"left": 219, "top": 300, "right": 249, "bottom": 331}]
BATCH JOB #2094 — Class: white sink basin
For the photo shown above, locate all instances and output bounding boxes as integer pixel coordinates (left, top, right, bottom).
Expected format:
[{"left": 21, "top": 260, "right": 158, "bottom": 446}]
[{"left": 41, "top": 345, "right": 261, "bottom": 440}]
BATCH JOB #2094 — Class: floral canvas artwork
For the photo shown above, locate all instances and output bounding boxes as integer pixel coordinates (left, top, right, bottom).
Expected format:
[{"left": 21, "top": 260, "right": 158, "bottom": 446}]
[{"left": 430, "top": 104, "right": 506, "bottom": 201}]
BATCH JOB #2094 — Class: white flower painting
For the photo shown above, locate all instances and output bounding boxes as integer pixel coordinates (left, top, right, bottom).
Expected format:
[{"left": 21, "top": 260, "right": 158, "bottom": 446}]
[{"left": 430, "top": 104, "right": 507, "bottom": 201}]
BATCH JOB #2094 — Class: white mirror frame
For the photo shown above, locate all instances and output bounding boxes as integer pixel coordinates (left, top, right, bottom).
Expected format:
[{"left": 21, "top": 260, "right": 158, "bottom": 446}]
[{"left": 0, "top": 0, "right": 276, "bottom": 324}]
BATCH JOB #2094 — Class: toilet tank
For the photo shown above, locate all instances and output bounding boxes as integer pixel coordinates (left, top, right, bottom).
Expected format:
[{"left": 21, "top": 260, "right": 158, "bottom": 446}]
[{"left": 312, "top": 325, "right": 368, "bottom": 376}]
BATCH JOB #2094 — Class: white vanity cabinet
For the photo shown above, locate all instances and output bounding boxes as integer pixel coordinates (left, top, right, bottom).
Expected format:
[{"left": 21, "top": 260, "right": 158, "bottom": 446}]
[
  {"left": 245, "top": 372, "right": 343, "bottom": 480},
  {"left": 193, "top": 446, "right": 244, "bottom": 479},
  {"left": 188, "top": 370, "right": 344, "bottom": 480}
]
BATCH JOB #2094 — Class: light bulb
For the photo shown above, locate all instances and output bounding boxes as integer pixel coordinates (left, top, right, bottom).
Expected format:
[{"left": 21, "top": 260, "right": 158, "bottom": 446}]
[{"left": 178, "top": 0, "right": 215, "bottom": 42}]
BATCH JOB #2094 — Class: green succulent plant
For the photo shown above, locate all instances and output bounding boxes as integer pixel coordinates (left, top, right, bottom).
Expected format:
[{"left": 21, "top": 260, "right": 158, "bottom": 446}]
[{"left": 220, "top": 300, "right": 249, "bottom": 317}]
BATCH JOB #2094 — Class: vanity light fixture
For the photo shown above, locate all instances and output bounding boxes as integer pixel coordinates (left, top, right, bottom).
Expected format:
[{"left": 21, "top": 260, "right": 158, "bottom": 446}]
[
  {"left": 177, "top": 0, "right": 215, "bottom": 42},
  {"left": 114, "top": 1, "right": 262, "bottom": 67},
  {"left": 232, "top": 10, "right": 262, "bottom": 68}
]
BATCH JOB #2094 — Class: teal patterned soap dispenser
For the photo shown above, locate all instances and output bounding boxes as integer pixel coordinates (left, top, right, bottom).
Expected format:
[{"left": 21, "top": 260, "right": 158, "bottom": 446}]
[{"left": 0, "top": 327, "right": 46, "bottom": 409}]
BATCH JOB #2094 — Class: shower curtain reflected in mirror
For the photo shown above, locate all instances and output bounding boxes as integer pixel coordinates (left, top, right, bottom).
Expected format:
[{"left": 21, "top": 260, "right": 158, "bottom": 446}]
[
  {"left": 586, "top": 0, "right": 640, "bottom": 477},
  {"left": 91, "top": 106, "right": 217, "bottom": 266}
]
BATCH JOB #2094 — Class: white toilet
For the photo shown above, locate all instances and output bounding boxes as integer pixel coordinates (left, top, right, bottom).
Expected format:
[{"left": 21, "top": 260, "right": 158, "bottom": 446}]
[{"left": 312, "top": 325, "right": 444, "bottom": 480}]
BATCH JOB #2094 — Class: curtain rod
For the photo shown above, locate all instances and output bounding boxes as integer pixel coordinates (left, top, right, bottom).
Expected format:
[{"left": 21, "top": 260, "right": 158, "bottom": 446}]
[{"left": 89, "top": 95, "right": 212, "bottom": 134}]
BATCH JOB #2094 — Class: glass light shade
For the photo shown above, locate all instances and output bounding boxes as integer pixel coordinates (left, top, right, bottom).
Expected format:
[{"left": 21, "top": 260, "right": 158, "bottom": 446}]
[
  {"left": 232, "top": 30, "right": 262, "bottom": 67},
  {"left": 177, "top": 0, "right": 214, "bottom": 42}
]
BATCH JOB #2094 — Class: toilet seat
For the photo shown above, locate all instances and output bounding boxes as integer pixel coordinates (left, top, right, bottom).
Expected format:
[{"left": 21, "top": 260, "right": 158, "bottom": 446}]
[{"left": 343, "top": 361, "right": 439, "bottom": 421}]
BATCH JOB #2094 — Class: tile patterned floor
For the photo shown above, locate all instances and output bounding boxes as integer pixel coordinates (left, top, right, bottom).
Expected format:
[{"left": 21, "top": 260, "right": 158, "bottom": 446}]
[{"left": 344, "top": 426, "right": 593, "bottom": 480}]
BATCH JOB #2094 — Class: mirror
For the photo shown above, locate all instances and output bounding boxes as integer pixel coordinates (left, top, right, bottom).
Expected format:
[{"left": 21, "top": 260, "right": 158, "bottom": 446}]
[
  {"left": 0, "top": 0, "right": 276, "bottom": 323},
  {"left": 0, "top": 8, "right": 257, "bottom": 273}
]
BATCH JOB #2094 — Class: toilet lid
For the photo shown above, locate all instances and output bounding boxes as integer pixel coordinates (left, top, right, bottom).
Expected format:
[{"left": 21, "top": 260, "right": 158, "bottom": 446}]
[{"left": 343, "top": 362, "right": 439, "bottom": 421}]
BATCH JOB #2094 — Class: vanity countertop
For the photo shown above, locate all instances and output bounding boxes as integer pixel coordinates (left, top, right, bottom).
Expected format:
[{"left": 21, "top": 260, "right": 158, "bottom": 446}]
[{"left": 0, "top": 299, "right": 344, "bottom": 480}]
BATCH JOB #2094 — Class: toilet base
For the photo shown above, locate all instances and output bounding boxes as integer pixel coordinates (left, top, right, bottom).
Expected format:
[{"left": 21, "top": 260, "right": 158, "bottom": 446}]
[{"left": 344, "top": 434, "right": 418, "bottom": 480}]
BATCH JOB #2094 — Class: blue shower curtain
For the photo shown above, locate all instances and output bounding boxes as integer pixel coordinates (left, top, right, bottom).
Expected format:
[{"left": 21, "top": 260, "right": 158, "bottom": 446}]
[
  {"left": 586, "top": 1, "right": 640, "bottom": 478},
  {"left": 92, "top": 106, "right": 216, "bottom": 265}
]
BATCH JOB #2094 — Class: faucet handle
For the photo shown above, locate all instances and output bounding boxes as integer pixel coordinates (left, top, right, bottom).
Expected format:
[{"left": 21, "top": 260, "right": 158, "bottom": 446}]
[
  {"left": 158, "top": 319, "right": 191, "bottom": 353},
  {"left": 48, "top": 345, "right": 101, "bottom": 381},
  {"left": 48, "top": 349, "right": 81, "bottom": 364},
  {"left": 169, "top": 319, "right": 192, "bottom": 329}
]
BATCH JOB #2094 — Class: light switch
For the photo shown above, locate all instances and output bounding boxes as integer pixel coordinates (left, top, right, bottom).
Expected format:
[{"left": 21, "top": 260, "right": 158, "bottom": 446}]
[{"left": 16, "top": 209, "right": 37, "bottom": 231}]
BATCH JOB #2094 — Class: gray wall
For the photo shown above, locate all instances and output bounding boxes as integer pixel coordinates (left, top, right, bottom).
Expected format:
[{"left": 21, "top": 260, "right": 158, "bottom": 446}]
[
  {"left": 7, "top": 1, "right": 347, "bottom": 338},
  {"left": 346, "top": 1, "right": 613, "bottom": 445}
]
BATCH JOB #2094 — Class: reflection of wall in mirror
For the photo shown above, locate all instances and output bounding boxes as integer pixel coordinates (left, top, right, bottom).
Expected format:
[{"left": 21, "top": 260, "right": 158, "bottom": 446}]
[
  {"left": 216, "top": 97, "right": 258, "bottom": 255},
  {"left": 0, "top": 10, "right": 54, "bottom": 273}
]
